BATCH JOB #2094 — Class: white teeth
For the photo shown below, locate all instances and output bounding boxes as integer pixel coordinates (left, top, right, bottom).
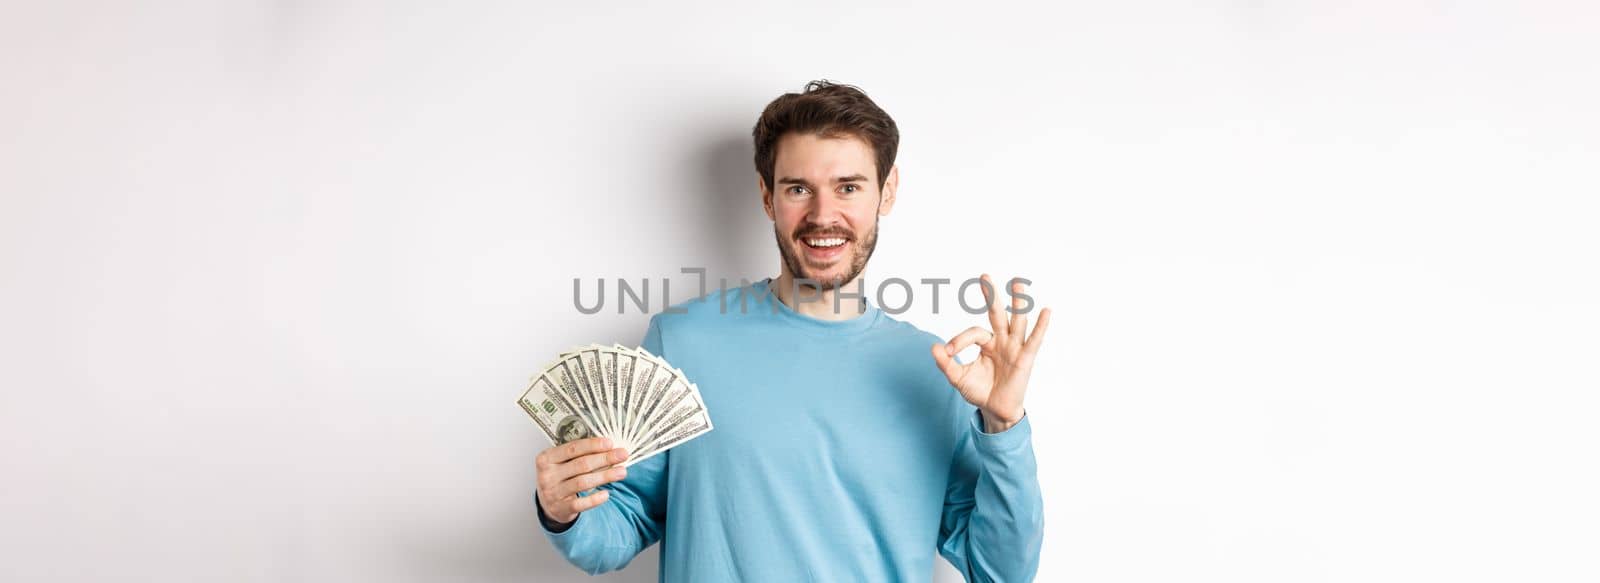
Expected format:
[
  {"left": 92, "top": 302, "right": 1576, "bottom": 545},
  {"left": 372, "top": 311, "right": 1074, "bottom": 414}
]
[{"left": 805, "top": 238, "right": 846, "bottom": 248}]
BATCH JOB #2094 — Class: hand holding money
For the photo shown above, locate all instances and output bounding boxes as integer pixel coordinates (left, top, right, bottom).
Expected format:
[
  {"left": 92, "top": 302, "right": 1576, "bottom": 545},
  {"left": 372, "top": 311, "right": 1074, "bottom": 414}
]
[
  {"left": 535, "top": 437, "right": 630, "bottom": 525},
  {"left": 519, "top": 344, "right": 713, "bottom": 525}
]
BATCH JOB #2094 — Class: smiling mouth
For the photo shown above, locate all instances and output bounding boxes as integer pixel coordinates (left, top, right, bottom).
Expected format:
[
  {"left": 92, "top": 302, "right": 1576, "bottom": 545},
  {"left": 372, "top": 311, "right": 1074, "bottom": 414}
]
[{"left": 801, "top": 236, "right": 849, "bottom": 249}]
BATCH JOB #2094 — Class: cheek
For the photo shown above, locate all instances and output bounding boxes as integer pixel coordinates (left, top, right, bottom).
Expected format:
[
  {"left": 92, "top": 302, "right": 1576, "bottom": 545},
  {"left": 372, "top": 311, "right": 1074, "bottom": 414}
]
[
  {"left": 773, "top": 207, "right": 804, "bottom": 231},
  {"left": 845, "top": 206, "right": 880, "bottom": 229}
]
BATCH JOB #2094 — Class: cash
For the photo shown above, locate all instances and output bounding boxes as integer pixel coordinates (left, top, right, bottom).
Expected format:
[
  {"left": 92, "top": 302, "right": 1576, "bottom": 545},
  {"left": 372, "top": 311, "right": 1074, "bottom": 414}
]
[{"left": 517, "top": 343, "right": 713, "bottom": 467}]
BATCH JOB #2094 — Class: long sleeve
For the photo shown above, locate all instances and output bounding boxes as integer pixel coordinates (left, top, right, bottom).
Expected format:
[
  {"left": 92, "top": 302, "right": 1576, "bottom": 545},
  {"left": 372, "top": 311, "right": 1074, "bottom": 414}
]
[
  {"left": 936, "top": 408, "right": 1045, "bottom": 582},
  {"left": 537, "top": 315, "right": 672, "bottom": 574},
  {"left": 539, "top": 452, "right": 669, "bottom": 574}
]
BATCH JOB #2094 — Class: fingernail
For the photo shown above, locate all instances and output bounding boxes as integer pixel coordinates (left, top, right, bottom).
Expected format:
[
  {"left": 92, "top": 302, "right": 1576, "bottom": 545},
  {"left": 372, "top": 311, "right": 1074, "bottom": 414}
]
[
  {"left": 612, "top": 448, "right": 627, "bottom": 462},
  {"left": 599, "top": 438, "right": 612, "bottom": 449},
  {"left": 611, "top": 468, "right": 627, "bottom": 480}
]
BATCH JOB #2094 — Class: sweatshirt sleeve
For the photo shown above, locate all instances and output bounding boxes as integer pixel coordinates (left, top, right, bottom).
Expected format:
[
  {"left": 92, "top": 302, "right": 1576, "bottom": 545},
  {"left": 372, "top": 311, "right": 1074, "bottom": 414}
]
[
  {"left": 538, "top": 452, "right": 668, "bottom": 574},
  {"left": 936, "top": 408, "right": 1045, "bottom": 582},
  {"left": 537, "top": 315, "right": 672, "bottom": 574}
]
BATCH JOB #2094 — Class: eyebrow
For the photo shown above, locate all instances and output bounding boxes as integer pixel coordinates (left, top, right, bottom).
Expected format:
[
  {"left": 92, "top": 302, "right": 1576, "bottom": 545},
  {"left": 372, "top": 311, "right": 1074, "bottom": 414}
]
[{"left": 777, "top": 174, "right": 870, "bottom": 186}]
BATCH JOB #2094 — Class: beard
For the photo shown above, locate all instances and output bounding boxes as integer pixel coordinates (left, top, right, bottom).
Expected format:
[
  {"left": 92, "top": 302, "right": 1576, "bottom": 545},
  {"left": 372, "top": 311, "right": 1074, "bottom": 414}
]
[{"left": 774, "top": 217, "right": 880, "bottom": 292}]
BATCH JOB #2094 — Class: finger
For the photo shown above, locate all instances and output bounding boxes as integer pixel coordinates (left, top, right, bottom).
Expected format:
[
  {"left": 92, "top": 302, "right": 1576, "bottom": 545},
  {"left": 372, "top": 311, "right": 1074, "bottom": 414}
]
[
  {"left": 945, "top": 326, "right": 995, "bottom": 356},
  {"left": 543, "top": 447, "right": 629, "bottom": 486},
  {"left": 1023, "top": 307, "right": 1052, "bottom": 355},
  {"left": 544, "top": 436, "right": 613, "bottom": 466},
  {"left": 1008, "top": 278, "right": 1028, "bottom": 338},
  {"left": 979, "top": 274, "right": 1007, "bottom": 339},
  {"left": 547, "top": 489, "right": 611, "bottom": 521},
  {"left": 930, "top": 343, "right": 966, "bottom": 384},
  {"left": 569, "top": 489, "right": 612, "bottom": 513},
  {"left": 553, "top": 465, "right": 629, "bottom": 500}
]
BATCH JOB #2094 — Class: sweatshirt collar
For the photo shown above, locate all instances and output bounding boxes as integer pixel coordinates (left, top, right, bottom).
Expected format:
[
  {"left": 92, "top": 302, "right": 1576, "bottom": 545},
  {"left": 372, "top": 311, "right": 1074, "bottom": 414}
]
[{"left": 755, "top": 278, "right": 882, "bottom": 335}]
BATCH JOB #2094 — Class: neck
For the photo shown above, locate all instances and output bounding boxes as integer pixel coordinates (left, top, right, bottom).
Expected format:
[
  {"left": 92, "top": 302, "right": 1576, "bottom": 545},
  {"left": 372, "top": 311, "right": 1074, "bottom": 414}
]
[{"left": 770, "top": 270, "right": 867, "bottom": 321}]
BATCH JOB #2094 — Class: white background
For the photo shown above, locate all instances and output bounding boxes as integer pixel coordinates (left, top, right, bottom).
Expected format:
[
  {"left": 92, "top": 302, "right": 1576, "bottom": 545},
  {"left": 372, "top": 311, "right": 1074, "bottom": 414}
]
[{"left": 2, "top": 1, "right": 1597, "bottom": 582}]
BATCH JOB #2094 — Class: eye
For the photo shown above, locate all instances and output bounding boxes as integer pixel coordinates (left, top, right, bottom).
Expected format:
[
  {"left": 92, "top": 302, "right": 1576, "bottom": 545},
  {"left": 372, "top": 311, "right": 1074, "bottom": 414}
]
[
  {"left": 787, "top": 185, "right": 810, "bottom": 195},
  {"left": 841, "top": 183, "right": 860, "bottom": 194}
]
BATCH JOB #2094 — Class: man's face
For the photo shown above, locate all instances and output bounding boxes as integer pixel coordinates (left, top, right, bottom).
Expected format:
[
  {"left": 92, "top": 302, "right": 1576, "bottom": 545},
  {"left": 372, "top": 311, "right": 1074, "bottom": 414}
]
[
  {"left": 761, "top": 132, "right": 898, "bottom": 290},
  {"left": 559, "top": 420, "right": 587, "bottom": 443}
]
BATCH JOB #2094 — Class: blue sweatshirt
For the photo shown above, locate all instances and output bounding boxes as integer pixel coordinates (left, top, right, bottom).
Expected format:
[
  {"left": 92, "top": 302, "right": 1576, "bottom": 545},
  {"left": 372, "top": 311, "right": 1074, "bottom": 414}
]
[{"left": 538, "top": 278, "right": 1044, "bottom": 582}]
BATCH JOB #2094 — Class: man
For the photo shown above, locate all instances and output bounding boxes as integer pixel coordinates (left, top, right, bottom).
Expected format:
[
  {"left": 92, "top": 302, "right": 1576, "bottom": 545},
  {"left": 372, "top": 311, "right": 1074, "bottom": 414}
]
[{"left": 533, "top": 80, "right": 1051, "bottom": 582}]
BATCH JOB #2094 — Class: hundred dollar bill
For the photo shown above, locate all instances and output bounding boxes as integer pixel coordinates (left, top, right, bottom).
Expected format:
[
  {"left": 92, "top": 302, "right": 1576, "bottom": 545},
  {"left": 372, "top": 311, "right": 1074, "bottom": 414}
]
[
  {"left": 576, "top": 346, "right": 615, "bottom": 438},
  {"left": 612, "top": 345, "right": 640, "bottom": 450},
  {"left": 597, "top": 347, "right": 621, "bottom": 447},
  {"left": 631, "top": 376, "right": 705, "bottom": 455},
  {"left": 622, "top": 349, "right": 660, "bottom": 449},
  {"left": 625, "top": 416, "right": 710, "bottom": 468},
  {"left": 628, "top": 355, "right": 682, "bottom": 451},
  {"left": 517, "top": 373, "right": 596, "bottom": 446},
  {"left": 520, "top": 344, "right": 713, "bottom": 462},
  {"left": 564, "top": 350, "right": 611, "bottom": 438},
  {"left": 548, "top": 356, "right": 603, "bottom": 439}
]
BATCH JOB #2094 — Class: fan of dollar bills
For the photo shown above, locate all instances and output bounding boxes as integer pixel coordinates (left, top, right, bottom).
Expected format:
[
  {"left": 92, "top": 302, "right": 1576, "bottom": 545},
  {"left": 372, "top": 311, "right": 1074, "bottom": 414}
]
[{"left": 517, "top": 343, "right": 713, "bottom": 468}]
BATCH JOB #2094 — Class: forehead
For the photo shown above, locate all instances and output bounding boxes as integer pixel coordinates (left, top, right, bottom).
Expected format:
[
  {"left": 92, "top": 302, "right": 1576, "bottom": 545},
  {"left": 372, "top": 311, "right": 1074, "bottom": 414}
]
[{"left": 773, "top": 132, "right": 876, "bottom": 178}]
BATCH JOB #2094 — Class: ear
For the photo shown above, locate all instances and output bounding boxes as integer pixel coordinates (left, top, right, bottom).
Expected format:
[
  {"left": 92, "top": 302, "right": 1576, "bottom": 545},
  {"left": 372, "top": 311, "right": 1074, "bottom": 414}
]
[
  {"left": 878, "top": 165, "right": 899, "bottom": 217},
  {"left": 758, "top": 174, "right": 775, "bottom": 221}
]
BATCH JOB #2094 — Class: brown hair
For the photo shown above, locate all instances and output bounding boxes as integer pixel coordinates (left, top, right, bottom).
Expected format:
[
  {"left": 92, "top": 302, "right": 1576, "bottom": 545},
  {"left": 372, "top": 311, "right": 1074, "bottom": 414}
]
[{"left": 752, "top": 80, "right": 899, "bottom": 193}]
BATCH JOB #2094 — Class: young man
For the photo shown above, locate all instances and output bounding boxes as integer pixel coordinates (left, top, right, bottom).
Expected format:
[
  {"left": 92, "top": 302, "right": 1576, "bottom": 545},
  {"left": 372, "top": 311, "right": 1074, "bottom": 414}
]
[{"left": 533, "top": 80, "right": 1051, "bottom": 582}]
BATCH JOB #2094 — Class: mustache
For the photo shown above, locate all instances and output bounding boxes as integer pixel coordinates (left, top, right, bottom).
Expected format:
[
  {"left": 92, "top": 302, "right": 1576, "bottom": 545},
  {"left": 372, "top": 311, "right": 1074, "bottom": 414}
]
[{"left": 792, "top": 226, "right": 855, "bottom": 241}]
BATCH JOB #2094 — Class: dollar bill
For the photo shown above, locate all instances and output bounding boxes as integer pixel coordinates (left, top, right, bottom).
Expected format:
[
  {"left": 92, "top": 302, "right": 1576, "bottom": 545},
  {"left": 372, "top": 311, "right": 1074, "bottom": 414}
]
[
  {"left": 549, "top": 357, "right": 602, "bottom": 438},
  {"left": 517, "top": 373, "right": 596, "bottom": 446},
  {"left": 622, "top": 349, "right": 660, "bottom": 447},
  {"left": 566, "top": 350, "right": 612, "bottom": 438},
  {"left": 597, "top": 347, "right": 620, "bottom": 445},
  {"left": 519, "top": 344, "right": 712, "bottom": 462},
  {"left": 629, "top": 357, "right": 681, "bottom": 449},
  {"left": 625, "top": 416, "right": 710, "bottom": 468},
  {"left": 632, "top": 376, "right": 708, "bottom": 455},
  {"left": 578, "top": 346, "right": 615, "bottom": 438}
]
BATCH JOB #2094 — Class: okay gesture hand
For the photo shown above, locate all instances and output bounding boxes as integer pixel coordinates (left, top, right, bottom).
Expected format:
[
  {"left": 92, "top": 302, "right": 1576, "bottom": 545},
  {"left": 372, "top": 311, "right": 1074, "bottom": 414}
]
[{"left": 931, "top": 274, "right": 1052, "bottom": 433}]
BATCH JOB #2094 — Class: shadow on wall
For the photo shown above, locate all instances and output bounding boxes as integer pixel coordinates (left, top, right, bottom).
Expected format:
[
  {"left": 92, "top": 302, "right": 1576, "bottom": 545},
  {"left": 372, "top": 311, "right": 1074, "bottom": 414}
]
[
  {"left": 374, "top": 131, "right": 764, "bottom": 583},
  {"left": 690, "top": 132, "right": 773, "bottom": 284}
]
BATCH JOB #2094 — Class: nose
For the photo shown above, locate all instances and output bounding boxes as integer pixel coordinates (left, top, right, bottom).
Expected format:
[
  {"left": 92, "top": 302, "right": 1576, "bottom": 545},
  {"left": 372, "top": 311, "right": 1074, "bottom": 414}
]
[{"left": 805, "top": 190, "right": 844, "bottom": 227}]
